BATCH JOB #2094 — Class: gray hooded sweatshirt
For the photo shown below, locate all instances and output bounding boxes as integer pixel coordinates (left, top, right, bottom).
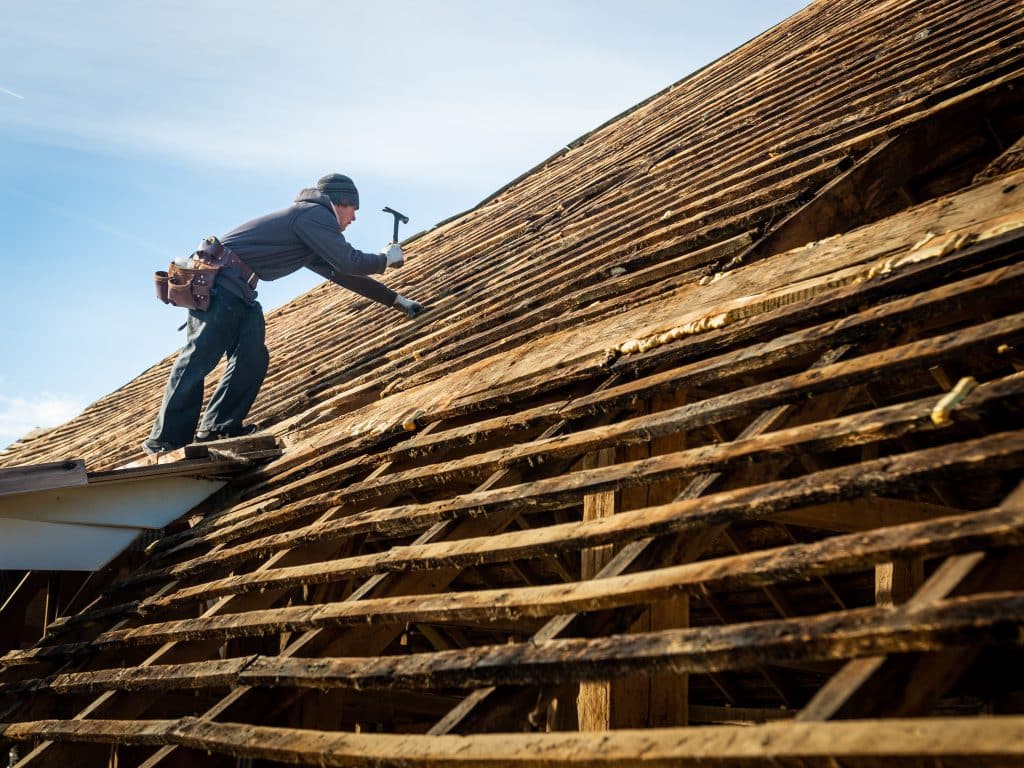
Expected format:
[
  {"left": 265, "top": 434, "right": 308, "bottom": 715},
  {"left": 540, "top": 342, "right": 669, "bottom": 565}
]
[{"left": 217, "top": 188, "right": 395, "bottom": 306}]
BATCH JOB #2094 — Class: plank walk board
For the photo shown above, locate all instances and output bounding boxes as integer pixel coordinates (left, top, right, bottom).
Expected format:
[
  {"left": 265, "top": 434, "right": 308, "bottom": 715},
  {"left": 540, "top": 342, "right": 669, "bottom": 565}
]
[{"left": 0, "top": 460, "right": 87, "bottom": 497}]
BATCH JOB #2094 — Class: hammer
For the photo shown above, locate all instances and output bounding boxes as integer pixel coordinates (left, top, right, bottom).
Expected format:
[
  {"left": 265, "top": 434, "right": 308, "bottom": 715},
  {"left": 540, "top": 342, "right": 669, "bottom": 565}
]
[{"left": 382, "top": 206, "right": 409, "bottom": 244}]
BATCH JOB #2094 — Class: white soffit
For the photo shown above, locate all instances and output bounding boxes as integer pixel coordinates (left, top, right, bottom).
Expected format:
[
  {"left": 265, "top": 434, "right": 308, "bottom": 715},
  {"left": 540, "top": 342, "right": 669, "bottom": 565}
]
[{"left": 0, "top": 460, "right": 230, "bottom": 571}]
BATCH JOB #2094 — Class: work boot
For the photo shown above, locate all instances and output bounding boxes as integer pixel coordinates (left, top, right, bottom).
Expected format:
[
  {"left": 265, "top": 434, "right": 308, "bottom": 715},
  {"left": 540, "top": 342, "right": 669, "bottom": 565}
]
[
  {"left": 194, "top": 424, "right": 259, "bottom": 443},
  {"left": 142, "top": 438, "right": 181, "bottom": 456}
]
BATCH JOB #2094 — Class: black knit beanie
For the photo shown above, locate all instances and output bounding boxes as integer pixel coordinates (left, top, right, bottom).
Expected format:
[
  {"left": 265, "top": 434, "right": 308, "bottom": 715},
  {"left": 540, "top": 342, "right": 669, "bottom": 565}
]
[{"left": 317, "top": 173, "right": 360, "bottom": 208}]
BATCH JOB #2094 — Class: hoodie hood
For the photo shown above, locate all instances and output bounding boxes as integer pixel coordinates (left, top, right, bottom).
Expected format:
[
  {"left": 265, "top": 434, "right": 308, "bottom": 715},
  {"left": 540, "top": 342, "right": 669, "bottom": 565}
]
[{"left": 295, "top": 187, "right": 336, "bottom": 213}]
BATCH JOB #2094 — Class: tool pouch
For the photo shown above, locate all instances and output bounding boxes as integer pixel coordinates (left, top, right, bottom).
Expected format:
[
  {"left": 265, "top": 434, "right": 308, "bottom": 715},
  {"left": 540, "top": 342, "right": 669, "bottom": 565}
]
[
  {"left": 154, "top": 236, "right": 254, "bottom": 310},
  {"left": 154, "top": 271, "right": 170, "bottom": 303},
  {"left": 160, "top": 261, "right": 219, "bottom": 311}
]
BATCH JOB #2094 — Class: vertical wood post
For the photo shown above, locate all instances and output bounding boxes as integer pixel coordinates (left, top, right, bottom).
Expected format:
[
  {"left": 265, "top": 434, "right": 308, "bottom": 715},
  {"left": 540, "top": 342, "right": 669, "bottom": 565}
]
[
  {"left": 576, "top": 446, "right": 617, "bottom": 732},
  {"left": 611, "top": 391, "right": 691, "bottom": 728},
  {"left": 875, "top": 558, "right": 925, "bottom": 606},
  {"left": 643, "top": 392, "right": 690, "bottom": 727}
]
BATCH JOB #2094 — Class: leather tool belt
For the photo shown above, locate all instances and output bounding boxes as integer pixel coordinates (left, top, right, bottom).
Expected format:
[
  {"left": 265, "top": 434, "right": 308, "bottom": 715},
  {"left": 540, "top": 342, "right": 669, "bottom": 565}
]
[
  {"left": 194, "top": 236, "right": 259, "bottom": 289},
  {"left": 154, "top": 236, "right": 258, "bottom": 311}
]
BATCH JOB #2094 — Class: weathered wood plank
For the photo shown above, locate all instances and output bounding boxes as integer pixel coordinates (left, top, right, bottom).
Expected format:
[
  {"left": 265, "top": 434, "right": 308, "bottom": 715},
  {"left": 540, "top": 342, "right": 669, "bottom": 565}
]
[
  {"left": 236, "top": 591, "right": 1024, "bottom": 690},
  {"left": 16, "top": 590, "right": 1024, "bottom": 697},
  {"left": 578, "top": 445, "right": 616, "bottom": 731},
  {"left": 0, "top": 460, "right": 86, "bottom": 498},
  {"left": 4, "top": 716, "right": 1024, "bottom": 766}
]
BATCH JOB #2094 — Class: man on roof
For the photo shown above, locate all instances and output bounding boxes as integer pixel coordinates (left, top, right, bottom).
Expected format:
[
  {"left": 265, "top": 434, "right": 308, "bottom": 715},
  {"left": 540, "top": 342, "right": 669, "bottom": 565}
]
[{"left": 143, "top": 173, "right": 424, "bottom": 456}]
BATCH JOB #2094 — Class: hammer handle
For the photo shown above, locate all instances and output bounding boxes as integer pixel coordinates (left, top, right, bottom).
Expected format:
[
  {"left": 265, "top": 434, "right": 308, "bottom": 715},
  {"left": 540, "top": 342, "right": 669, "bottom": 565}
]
[{"left": 383, "top": 206, "right": 409, "bottom": 244}]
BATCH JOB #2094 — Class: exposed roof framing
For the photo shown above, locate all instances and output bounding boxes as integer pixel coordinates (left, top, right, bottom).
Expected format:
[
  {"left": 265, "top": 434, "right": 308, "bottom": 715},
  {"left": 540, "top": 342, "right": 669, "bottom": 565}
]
[{"left": 3, "top": 0, "right": 1024, "bottom": 766}]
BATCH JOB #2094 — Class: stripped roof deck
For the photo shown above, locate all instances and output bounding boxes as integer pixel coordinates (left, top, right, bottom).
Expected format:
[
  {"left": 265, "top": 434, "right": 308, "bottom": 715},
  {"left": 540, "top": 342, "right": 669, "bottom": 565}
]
[{"left": 3, "top": 0, "right": 1024, "bottom": 765}]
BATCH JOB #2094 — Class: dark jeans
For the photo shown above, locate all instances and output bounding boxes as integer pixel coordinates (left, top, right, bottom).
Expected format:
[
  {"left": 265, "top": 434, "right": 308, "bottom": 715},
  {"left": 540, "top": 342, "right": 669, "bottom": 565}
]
[{"left": 145, "top": 290, "right": 268, "bottom": 451}]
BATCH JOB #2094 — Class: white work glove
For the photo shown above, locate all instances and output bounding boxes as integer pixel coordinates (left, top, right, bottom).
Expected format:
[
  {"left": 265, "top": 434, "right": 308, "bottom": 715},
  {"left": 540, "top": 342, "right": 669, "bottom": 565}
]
[
  {"left": 383, "top": 243, "right": 404, "bottom": 269},
  {"left": 392, "top": 294, "right": 424, "bottom": 319}
]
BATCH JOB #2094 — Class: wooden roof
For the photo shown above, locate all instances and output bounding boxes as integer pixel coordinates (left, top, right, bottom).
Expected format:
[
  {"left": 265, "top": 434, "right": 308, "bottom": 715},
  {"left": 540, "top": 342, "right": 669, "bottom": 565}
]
[{"left": 3, "top": 0, "right": 1024, "bottom": 765}]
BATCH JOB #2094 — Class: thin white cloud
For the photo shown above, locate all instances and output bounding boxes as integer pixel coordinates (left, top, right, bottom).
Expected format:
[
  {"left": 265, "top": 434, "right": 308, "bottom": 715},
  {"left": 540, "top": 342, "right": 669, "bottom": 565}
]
[
  {"left": 0, "top": 2, "right": 682, "bottom": 189},
  {"left": 0, "top": 391, "right": 84, "bottom": 450},
  {"left": 0, "top": 86, "right": 24, "bottom": 100}
]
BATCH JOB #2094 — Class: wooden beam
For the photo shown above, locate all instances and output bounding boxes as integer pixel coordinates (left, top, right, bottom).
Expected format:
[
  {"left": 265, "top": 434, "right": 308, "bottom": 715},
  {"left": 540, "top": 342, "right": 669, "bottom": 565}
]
[
  {"left": 4, "top": 716, "right": 1024, "bottom": 766},
  {"left": 875, "top": 558, "right": 924, "bottom": 607}
]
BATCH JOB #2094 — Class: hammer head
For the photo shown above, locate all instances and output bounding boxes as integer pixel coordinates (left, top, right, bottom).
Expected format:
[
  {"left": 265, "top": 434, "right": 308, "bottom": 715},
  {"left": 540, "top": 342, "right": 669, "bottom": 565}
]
[
  {"left": 382, "top": 206, "right": 409, "bottom": 225},
  {"left": 382, "top": 206, "right": 409, "bottom": 243}
]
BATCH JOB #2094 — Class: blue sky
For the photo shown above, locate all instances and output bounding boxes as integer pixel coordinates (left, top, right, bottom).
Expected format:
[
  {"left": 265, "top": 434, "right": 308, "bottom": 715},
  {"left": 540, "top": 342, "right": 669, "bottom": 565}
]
[{"left": 0, "top": 0, "right": 806, "bottom": 450}]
